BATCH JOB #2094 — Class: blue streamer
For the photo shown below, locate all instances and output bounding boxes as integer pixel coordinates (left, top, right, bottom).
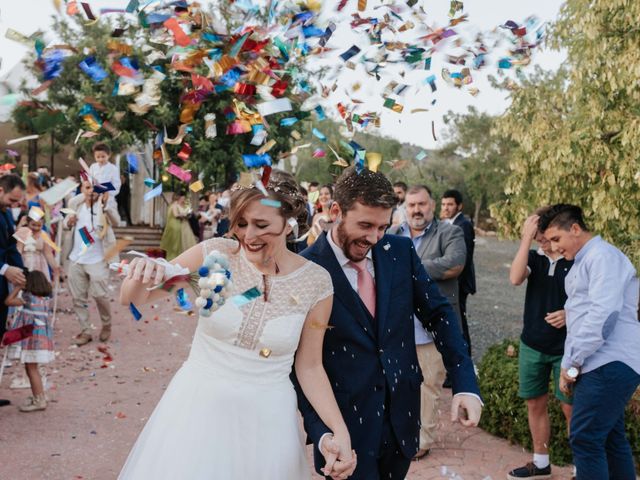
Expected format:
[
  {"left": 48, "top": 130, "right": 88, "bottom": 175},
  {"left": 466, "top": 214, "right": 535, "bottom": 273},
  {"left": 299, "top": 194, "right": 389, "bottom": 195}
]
[
  {"left": 176, "top": 288, "right": 192, "bottom": 310},
  {"left": 126, "top": 153, "right": 139, "bottom": 174},
  {"left": 242, "top": 154, "right": 272, "bottom": 168},
  {"left": 129, "top": 303, "right": 142, "bottom": 321},
  {"left": 78, "top": 56, "right": 108, "bottom": 83},
  {"left": 312, "top": 128, "right": 327, "bottom": 142}
]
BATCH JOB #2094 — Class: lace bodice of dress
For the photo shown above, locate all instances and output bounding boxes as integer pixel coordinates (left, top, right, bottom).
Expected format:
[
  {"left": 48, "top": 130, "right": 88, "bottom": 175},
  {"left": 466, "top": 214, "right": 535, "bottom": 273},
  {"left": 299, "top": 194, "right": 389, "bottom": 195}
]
[{"left": 200, "top": 238, "right": 333, "bottom": 353}]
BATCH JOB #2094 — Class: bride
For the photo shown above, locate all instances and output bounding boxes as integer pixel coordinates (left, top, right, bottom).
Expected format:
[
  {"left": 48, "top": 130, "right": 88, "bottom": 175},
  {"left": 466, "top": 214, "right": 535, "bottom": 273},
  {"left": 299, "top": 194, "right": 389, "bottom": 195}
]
[{"left": 118, "top": 176, "right": 356, "bottom": 479}]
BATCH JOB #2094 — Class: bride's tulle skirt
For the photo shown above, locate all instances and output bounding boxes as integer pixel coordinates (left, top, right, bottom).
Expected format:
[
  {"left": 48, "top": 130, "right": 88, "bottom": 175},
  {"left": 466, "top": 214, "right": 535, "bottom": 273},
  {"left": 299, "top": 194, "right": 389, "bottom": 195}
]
[{"left": 118, "top": 359, "right": 310, "bottom": 479}]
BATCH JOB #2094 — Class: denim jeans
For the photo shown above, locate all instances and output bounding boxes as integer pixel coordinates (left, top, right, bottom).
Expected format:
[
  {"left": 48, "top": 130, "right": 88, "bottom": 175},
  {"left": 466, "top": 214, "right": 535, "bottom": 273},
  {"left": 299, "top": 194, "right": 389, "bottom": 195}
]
[{"left": 570, "top": 361, "right": 640, "bottom": 479}]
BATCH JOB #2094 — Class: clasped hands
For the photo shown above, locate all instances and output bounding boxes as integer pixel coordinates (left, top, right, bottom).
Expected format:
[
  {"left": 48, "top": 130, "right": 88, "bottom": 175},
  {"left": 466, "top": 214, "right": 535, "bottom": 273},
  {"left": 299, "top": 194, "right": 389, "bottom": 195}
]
[{"left": 320, "top": 431, "right": 357, "bottom": 479}]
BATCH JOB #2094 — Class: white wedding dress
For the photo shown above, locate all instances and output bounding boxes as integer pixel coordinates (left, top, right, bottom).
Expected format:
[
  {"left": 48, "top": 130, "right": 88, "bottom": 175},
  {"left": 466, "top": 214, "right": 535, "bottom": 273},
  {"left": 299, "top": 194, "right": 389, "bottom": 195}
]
[{"left": 119, "top": 238, "right": 333, "bottom": 479}]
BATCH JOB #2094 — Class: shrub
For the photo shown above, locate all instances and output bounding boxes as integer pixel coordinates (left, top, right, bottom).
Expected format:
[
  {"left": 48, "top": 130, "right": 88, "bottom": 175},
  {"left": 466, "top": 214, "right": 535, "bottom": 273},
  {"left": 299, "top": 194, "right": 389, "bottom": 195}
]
[{"left": 478, "top": 339, "right": 640, "bottom": 467}]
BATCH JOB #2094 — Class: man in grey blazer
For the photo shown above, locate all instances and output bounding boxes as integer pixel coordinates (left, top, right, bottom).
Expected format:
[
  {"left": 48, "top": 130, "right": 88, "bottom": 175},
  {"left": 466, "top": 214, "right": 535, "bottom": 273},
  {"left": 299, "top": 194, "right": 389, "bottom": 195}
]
[{"left": 389, "top": 184, "right": 467, "bottom": 459}]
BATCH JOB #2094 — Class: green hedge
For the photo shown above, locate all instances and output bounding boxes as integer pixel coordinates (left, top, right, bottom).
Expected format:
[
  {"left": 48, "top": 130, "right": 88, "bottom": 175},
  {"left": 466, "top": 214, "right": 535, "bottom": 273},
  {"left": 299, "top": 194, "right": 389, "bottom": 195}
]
[{"left": 478, "top": 339, "right": 640, "bottom": 467}]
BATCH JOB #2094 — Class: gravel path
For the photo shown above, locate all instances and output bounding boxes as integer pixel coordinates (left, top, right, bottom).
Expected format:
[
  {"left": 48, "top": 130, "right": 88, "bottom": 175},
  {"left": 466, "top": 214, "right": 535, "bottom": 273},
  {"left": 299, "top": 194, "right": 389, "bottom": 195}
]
[
  {"left": 0, "top": 237, "right": 536, "bottom": 480},
  {"left": 467, "top": 236, "right": 525, "bottom": 362}
]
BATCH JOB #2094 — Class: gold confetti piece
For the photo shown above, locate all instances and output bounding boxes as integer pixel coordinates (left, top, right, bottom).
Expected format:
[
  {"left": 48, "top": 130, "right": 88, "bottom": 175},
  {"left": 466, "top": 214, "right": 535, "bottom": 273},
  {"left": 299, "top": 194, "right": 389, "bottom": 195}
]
[
  {"left": 290, "top": 130, "right": 301, "bottom": 140},
  {"left": 256, "top": 139, "right": 276, "bottom": 155},
  {"left": 398, "top": 21, "right": 414, "bottom": 32},
  {"left": 259, "top": 348, "right": 272, "bottom": 358},
  {"left": 410, "top": 108, "right": 429, "bottom": 114},
  {"left": 189, "top": 180, "right": 204, "bottom": 193},
  {"left": 290, "top": 295, "right": 299, "bottom": 305},
  {"left": 366, "top": 152, "right": 382, "bottom": 173},
  {"left": 238, "top": 172, "right": 254, "bottom": 187},
  {"left": 333, "top": 158, "right": 350, "bottom": 168},
  {"left": 358, "top": 0, "right": 367, "bottom": 11},
  {"left": 310, "top": 321, "right": 335, "bottom": 330}
]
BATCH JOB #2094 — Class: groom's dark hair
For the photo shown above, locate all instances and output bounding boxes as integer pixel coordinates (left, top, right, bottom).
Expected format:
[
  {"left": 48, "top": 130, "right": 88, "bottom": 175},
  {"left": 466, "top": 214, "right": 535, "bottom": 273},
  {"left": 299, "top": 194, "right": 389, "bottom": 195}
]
[{"left": 334, "top": 167, "right": 397, "bottom": 213}]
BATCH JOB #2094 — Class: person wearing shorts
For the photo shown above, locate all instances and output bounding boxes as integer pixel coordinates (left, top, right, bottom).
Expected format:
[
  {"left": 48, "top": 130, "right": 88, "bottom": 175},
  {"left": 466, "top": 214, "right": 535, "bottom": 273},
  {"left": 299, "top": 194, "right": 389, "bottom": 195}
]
[{"left": 507, "top": 210, "right": 574, "bottom": 479}]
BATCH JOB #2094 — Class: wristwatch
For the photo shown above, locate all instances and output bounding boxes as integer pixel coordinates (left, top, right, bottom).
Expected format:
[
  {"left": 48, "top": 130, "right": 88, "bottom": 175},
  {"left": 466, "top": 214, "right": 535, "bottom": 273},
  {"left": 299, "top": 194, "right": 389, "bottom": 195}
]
[{"left": 567, "top": 367, "right": 580, "bottom": 379}]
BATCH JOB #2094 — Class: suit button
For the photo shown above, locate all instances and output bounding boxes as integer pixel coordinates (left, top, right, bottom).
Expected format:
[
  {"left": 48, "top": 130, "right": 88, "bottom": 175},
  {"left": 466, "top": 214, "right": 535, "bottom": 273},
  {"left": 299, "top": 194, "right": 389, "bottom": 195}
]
[{"left": 378, "top": 349, "right": 384, "bottom": 355}]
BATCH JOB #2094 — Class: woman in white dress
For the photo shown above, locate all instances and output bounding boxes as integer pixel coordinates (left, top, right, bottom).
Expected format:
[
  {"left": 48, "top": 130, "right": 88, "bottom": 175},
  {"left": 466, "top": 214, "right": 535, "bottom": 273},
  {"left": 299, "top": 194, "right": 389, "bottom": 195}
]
[{"left": 118, "top": 177, "right": 356, "bottom": 479}]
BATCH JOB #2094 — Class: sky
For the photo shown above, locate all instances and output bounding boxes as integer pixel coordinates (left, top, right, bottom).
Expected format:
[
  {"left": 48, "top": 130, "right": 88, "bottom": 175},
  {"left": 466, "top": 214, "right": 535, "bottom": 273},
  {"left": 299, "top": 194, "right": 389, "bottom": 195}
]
[{"left": 0, "top": 0, "right": 566, "bottom": 149}]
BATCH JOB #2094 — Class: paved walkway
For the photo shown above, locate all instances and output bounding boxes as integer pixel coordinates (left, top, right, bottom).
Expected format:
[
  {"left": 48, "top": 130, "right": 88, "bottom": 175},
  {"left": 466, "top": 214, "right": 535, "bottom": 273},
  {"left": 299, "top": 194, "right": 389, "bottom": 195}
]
[{"left": 0, "top": 281, "right": 573, "bottom": 479}]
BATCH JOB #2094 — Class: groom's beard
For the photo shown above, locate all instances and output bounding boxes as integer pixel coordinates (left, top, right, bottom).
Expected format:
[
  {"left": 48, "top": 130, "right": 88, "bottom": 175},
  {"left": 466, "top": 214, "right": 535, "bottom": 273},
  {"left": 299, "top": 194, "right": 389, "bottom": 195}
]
[{"left": 335, "top": 221, "right": 373, "bottom": 263}]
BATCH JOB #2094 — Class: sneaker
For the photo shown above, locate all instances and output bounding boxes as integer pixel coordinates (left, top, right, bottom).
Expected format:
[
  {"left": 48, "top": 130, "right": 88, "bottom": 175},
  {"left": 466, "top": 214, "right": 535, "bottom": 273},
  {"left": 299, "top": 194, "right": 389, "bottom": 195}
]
[
  {"left": 507, "top": 462, "right": 551, "bottom": 479},
  {"left": 19, "top": 395, "right": 47, "bottom": 412},
  {"left": 99, "top": 325, "right": 111, "bottom": 342},
  {"left": 73, "top": 333, "right": 93, "bottom": 346}
]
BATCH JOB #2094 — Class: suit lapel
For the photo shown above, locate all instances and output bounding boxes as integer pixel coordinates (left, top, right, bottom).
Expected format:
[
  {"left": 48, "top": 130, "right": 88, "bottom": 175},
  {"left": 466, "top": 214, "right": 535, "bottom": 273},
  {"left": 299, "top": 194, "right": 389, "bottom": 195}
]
[
  {"left": 373, "top": 238, "right": 394, "bottom": 341},
  {"left": 311, "top": 234, "right": 376, "bottom": 340}
]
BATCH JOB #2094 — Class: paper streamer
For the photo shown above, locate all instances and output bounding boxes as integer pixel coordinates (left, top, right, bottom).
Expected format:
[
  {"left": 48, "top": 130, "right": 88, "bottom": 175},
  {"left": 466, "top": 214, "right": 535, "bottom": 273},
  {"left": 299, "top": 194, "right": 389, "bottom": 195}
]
[
  {"left": 28, "top": 206, "right": 45, "bottom": 221},
  {"left": 242, "top": 154, "right": 272, "bottom": 169},
  {"left": 163, "top": 18, "right": 191, "bottom": 47},
  {"left": 256, "top": 98, "right": 292, "bottom": 117},
  {"left": 129, "top": 303, "right": 142, "bottom": 321},
  {"left": 189, "top": 180, "right": 204, "bottom": 193},
  {"left": 144, "top": 184, "right": 163, "bottom": 201},
  {"left": 167, "top": 163, "right": 192, "bottom": 183},
  {"left": 40, "top": 231, "right": 61, "bottom": 253},
  {"left": 260, "top": 199, "right": 282, "bottom": 208},
  {"left": 126, "top": 153, "right": 139, "bottom": 174},
  {"left": 6, "top": 135, "right": 39, "bottom": 146},
  {"left": 231, "top": 287, "right": 262, "bottom": 307},
  {"left": 176, "top": 288, "right": 193, "bottom": 310}
]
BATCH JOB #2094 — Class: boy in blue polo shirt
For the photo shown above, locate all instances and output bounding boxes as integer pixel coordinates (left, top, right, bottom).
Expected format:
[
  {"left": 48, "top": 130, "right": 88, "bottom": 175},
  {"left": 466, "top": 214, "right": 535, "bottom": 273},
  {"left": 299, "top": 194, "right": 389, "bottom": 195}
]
[{"left": 507, "top": 211, "right": 574, "bottom": 479}]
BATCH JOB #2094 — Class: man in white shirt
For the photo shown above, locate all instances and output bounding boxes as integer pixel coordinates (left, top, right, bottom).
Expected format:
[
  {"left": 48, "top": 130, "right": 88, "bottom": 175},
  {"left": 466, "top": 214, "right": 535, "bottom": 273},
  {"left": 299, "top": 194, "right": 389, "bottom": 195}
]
[
  {"left": 64, "top": 181, "right": 120, "bottom": 345},
  {"left": 88, "top": 142, "right": 121, "bottom": 211}
]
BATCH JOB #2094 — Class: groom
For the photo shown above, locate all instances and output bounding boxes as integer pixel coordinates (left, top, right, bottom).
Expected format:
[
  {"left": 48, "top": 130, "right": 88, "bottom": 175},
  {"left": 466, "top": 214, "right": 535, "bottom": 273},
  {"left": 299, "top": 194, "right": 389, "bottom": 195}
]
[{"left": 296, "top": 167, "right": 482, "bottom": 479}]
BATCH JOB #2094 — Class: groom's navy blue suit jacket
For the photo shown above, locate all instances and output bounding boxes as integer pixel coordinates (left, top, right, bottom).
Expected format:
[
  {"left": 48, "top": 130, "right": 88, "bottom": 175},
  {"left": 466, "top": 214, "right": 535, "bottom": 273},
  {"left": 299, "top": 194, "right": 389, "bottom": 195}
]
[{"left": 295, "top": 232, "right": 480, "bottom": 473}]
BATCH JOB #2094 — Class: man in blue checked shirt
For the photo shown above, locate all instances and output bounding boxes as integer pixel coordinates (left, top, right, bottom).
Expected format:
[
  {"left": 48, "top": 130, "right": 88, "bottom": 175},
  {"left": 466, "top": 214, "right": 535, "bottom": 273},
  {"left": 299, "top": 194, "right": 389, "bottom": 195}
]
[{"left": 539, "top": 204, "right": 640, "bottom": 480}]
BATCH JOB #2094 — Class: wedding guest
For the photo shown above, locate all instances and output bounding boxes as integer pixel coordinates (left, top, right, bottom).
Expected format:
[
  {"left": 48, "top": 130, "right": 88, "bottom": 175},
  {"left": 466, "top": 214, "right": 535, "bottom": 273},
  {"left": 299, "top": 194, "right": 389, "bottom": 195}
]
[
  {"left": 540, "top": 204, "right": 640, "bottom": 479},
  {"left": 116, "top": 173, "right": 132, "bottom": 226},
  {"left": 441, "top": 189, "right": 476, "bottom": 356},
  {"left": 5, "top": 270, "right": 54, "bottom": 412},
  {"left": 389, "top": 184, "right": 467, "bottom": 460},
  {"left": 15, "top": 214, "right": 60, "bottom": 282},
  {"left": 507, "top": 211, "right": 573, "bottom": 479},
  {"left": 391, "top": 181, "right": 407, "bottom": 226},
  {"left": 89, "top": 142, "right": 120, "bottom": 210},
  {"left": 64, "top": 181, "right": 120, "bottom": 345},
  {"left": 307, "top": 184, "right": 333, "bottom": 246},
  {"left": 160, "top": 192, "right": 197, "bottom": 260}
]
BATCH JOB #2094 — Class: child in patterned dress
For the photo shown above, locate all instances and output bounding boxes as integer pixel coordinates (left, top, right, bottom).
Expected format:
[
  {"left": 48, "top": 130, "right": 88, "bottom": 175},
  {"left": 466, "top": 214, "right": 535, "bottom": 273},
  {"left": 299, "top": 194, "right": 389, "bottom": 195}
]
[{"left": 5, "top": 270, "right": 54, "bottom": 412}]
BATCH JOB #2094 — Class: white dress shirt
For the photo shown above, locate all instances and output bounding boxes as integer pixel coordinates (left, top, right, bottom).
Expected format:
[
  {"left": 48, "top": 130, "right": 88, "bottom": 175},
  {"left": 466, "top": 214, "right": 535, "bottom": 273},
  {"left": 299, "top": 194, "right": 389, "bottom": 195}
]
[{"left": 69, "top": 204, "right": 105, "bottom": 265}]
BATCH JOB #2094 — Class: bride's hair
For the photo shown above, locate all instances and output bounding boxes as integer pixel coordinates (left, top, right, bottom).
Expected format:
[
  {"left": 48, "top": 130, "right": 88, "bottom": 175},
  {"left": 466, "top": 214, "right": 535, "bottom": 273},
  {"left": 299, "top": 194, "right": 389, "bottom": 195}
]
[{"left": 228, "top": 170, "right": 309, "bottom": 241}]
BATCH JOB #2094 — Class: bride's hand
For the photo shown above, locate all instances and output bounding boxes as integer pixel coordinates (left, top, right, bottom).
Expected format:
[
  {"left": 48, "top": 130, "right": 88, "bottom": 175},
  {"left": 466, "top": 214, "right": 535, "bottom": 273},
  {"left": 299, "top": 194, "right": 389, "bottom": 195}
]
[
  {"left": 126, "top": 257, "right": 166, "bottom": 285},
  {"left": 321, "top": 432, "right": 357, "bottom": 479}
]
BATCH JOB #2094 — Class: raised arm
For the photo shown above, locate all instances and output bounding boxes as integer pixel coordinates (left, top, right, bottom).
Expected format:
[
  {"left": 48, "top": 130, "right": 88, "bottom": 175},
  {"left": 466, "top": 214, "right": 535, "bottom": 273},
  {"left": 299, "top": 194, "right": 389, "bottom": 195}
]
[{"left": 510, "top": 215, "right": 538, "bottom": 286}]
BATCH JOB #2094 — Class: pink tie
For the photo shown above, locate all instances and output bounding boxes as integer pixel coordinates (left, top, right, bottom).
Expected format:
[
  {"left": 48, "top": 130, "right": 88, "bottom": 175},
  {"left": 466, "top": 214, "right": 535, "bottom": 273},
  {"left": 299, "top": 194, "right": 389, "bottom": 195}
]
[{"left": 349, "top": 260, "right": 376, "bottom": 317}]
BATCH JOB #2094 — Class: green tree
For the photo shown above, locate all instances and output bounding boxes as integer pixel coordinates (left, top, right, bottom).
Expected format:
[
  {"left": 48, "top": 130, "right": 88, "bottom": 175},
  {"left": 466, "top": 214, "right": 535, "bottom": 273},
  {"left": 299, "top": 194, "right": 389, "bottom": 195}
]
[
  {"left": 439, "top": 107, "right": 512, "bottom": 224},
  {"left": 492, "top": 0, "right": 640, "bottom": 265}
]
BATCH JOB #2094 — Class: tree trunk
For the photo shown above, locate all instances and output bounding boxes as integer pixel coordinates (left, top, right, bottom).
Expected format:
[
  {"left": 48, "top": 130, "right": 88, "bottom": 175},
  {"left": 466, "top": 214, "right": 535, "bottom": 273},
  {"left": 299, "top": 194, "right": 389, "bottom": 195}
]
[{"left": 473, "top": 200, "right": 482, "bottom": 226}]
